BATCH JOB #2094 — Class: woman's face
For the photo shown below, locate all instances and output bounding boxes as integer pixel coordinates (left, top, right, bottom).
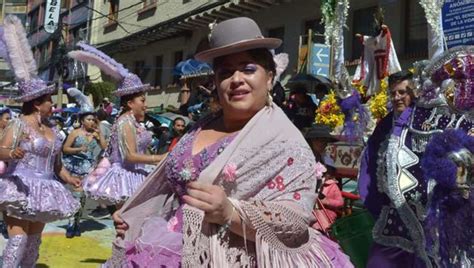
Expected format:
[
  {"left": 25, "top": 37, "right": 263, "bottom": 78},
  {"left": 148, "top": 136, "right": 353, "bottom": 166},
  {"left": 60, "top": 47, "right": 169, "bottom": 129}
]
[
  {"left": 35, "top": 94, "right": 53, "bottom": 118},
  {"left": 128, "top": 94, "right": 147, "bottom": 120},
  {"left": 0, "top": 112, "right": 11, "bottom": 129},
  {"left": 214, "top": 51, "right": 273, "bottom": 121},
  {"left": 81, "top": 114, "right": 96, "bottom": 130}
]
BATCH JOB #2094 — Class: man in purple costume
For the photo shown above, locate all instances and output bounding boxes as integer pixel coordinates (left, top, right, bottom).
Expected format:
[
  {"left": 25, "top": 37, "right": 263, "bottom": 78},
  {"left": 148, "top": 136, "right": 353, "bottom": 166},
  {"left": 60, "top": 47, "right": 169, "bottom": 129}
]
[{"left": 358, "top": 71, "right": 433, "bottom": 267}]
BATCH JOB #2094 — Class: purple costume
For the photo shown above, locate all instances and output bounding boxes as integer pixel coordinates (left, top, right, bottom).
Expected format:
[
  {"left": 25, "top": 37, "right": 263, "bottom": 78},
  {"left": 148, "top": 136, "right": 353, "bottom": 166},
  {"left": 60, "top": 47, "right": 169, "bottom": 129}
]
[
  {"left": 359, "top": 106, "right": 472, "bottom": 267},
  {"left": 83, "top": 113, "right": 153, "bottom": 204},
  {"left": 124, "top": 120, "right": 237, "bottom": 267},
  {"left": 0, "top": 119, "right": 80, "bottom": 222}
]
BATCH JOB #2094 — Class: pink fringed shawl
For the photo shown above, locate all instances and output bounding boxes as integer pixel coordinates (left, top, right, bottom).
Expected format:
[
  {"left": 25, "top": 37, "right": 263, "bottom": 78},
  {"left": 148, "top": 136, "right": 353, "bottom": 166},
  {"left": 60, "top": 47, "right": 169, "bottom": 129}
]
[{"left": 106, "top": 105, "right": 351, "bottom": 267}]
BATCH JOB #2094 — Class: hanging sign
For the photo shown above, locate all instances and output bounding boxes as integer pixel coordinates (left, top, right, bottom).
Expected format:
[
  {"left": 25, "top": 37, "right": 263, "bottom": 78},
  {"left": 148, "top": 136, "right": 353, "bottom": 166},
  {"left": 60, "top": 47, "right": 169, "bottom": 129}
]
[
  {"left": 44, "top": 0, "right": 61, "bottom": 33},
  {"left": 309, "top": 43, "right": 331, "bottom": 78},
  {"left": 442, "top": 0, "right": 474, "bottom": 48}
]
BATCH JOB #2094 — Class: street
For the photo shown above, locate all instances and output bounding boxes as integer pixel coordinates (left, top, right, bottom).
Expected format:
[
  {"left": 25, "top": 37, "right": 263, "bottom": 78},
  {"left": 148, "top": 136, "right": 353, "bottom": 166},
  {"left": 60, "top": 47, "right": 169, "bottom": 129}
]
[{"left": 0, "top": 199, "right": 116, "bottom": 267}]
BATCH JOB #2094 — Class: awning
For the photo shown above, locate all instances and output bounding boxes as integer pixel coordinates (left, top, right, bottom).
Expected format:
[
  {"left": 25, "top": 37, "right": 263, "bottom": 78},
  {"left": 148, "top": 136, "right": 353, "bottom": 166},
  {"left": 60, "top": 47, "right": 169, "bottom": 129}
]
[{"left": 99, "top": 0, "right": 287, "bottom": 54}]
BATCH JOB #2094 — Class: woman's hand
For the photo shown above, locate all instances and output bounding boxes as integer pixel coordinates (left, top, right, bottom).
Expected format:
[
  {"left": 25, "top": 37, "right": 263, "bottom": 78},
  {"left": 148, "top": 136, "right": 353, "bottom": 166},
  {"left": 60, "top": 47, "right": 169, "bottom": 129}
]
[
  {"left": 92, "top": 128, "right": 101, "bottom": 139},
  {"left": 183, "top": 182, "right": 234, "bottom": 225},
  {"left": 9, "top": 148, "right": 25, "bottom": 160},
  {"left": 112, "top": 211, "right": 129, "bottom": 238},
  {"left": 65, "top": 175, "right": 82, "bottom": 188}
]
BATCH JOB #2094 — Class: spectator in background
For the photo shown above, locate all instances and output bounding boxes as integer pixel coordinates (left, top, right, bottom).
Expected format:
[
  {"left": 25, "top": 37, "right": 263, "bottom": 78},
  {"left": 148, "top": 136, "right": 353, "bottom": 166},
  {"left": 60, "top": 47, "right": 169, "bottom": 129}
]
[
  {"left": 168, "top": 117, "right": 186, "bottom": 152},
  {"left": 157, "top": 123, "right": 172, "bottom": 154},
  {"left": 0, "top": 108, "right": 11, "bottom": 131},
  {"left": 179, "top": 77, "right": 214, "bottom": 120},
  {"left": 314, "top": 83, "right": 330, "bottom": 107},
  {"left": 304, "top": 124, "right": 339, "bottom": 164},
  {"left": 272, "top": 81, "right": 286, "bottom": 107},
  {"left": 286, "top": 87, "right": 317, "bottom": 129},
  {"left": 97, "top": 109, "right": 112, "bottom": 141},
  {"left": 102, "top": 97, "right": 113, "bottom": 116},
  {"left": 0, "top": 107, "right": 11, "bottom": 239}
]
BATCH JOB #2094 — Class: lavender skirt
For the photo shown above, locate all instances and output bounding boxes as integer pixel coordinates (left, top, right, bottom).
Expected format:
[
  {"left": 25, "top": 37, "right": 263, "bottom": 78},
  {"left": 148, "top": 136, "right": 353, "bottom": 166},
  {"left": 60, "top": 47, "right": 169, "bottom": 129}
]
[
  {"left": 83, "top": 163, "right": 148, "bottom": 205},
  {"left": 123, "top": 215, "right": 182, "bottom": 267},
  {"left": 0, "top": 171, "right": 80, "bottom": 223}
]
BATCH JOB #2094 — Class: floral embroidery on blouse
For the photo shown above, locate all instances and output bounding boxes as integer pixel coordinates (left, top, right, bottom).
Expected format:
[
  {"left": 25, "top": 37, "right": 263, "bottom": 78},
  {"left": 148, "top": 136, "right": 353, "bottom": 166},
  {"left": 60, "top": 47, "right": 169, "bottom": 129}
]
[{"left": 165, "top": 122, "right": 238, "bottom": 199}]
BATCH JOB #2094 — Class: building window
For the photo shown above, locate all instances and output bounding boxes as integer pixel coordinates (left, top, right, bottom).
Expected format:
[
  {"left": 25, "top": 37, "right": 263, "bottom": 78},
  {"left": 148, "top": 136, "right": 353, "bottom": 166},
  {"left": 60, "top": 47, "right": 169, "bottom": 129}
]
[
  {"left": 29, "top": 8, "right": 39, "bottom": 32},
  {"left": 143, "top": 0, "right": 156, "bottom": 8},
  {"left": 134, "top": 60, "right": 147, "bottom": 80},
  {"left": 173, "top": 51, "right": 183, "bottom": 84},
  {"left": 108, "top": 0, "right": 119, "bottom": 22},
  {"left": 268, "top": 26, "right": 285, "bottom": 53},
  {"left": 351, "top": 6, "right": 378, "bottom": 61},
  {"left": 154, "top": 55, "right": 163, "bottom": 88},
  {"left": 303, "top": 19, "right": 325, "bottom": 43},
  {"left": 303, "top": 19, "right": 324, "bottom": 35},
  {"left": 405, "top": 0, "right": 427, "bottom": 56},
  {"left": 61, "top": 0, "right": 68, "bottom": 9}
]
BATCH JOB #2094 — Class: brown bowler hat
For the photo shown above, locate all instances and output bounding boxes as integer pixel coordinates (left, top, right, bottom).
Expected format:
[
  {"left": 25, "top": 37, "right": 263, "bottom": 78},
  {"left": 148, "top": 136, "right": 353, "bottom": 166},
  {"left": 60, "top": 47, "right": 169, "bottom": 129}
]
[{"left": 194, "top": 17, "right": 282, "bottom": 63}]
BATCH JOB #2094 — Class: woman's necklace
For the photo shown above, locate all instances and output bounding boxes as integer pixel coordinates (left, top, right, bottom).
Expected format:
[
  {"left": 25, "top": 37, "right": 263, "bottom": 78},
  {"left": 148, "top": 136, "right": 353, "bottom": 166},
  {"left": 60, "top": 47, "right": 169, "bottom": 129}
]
[{"left": 30, "top": 114, "right": 45, "bottom": 134}]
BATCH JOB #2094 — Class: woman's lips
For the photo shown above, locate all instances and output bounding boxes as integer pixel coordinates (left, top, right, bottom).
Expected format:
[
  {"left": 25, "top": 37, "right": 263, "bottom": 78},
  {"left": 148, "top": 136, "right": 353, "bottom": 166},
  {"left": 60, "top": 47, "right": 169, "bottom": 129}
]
[{"left": 229, "top": 90, "right": 250, "bottom": 100}]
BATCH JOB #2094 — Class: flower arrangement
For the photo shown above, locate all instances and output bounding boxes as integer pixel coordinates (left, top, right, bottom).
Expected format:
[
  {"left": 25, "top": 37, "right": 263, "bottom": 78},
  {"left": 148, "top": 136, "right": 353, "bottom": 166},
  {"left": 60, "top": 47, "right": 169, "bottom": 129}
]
[
  {"left": 315, "top": 91, "right": 345, "bottom": 129},
  {"left": 368, "top": 79, "right": 389, "bottom": 120},
  {"left": 352, "top": 81, "right": 367, "bottom": 98}
]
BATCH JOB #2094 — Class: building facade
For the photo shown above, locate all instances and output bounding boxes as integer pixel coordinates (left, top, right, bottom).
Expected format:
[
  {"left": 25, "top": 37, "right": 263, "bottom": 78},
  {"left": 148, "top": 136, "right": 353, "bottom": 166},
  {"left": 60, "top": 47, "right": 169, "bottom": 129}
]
[{"left": 88, "top": 0, "right": 429, "bottom": 109}]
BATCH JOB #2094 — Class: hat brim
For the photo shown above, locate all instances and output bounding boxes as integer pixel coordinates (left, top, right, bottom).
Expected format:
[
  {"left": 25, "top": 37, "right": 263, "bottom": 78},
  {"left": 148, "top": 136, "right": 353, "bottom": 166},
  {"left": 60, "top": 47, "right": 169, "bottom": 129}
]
[
  {"left": 114, "top": 84, "right": 153, "bottom": 97},
  {"left": 195, "top": 38, "right": 282, "bottom": 63},
  {"left": 14, "top": 85, "right": 57, "bottom": 102}
]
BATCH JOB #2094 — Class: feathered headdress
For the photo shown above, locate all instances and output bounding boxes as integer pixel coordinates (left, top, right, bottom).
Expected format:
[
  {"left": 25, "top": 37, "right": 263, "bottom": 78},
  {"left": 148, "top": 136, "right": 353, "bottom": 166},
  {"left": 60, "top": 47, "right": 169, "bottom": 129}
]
[
  {"left": 67, "top": 87, "right": 94, "bottom": 115},
  {"left": 0, "top": 15, "right": 56, "bottom": 102},
  {"left": 68, "top": 42, "right": 151, "bottom": 97},
  {"left": 272, "top": 52, "right": 289, "bottom": 85}
]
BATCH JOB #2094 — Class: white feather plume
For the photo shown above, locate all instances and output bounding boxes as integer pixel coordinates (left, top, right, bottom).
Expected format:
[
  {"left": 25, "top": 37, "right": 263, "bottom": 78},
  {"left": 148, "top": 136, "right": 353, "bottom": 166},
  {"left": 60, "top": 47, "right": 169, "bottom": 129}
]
[
  {"left": 67, "top": 87, "right": 94, "bottom": 113},
  {"left": 2, "top": 15, "right": 37, "bottom": 81},
  {"left": 68, "top": 50, "right": 124, "bottom": 81},
  {"left": 273, "top": 53, "right": 289, "bottom": 84}
]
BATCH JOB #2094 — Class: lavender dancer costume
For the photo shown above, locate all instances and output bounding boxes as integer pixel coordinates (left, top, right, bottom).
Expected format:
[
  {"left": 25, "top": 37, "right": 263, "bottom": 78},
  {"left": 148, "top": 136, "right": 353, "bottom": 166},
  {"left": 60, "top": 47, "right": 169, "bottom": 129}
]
[
  {"left": 0, "top": 119, "right": 80, "bottom": 222},
  {"left": 125, "top": 117, "right": 236, "bottom": 266},
  {"left": 0, "top": 15, "right": 80, "bottom": 268},
  {"left": 82, "top": 113, "right": 152, "bottom": 204},
  {"left": 358, "top": 47, "right": 474, "bottom": 268},
  {"left": 68, "top": 41, "right": 154, "bottom": 204}
]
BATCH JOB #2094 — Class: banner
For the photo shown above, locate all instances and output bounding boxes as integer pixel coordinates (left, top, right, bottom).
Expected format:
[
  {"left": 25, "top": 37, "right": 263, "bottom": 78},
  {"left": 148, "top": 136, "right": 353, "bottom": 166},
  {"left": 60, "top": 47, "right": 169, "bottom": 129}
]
[
  {"left": 44, "top": 0, "right": 61, "bottom": 33},
  {"left": 442, "top": 0, "right": 474, "bottom": 48}
]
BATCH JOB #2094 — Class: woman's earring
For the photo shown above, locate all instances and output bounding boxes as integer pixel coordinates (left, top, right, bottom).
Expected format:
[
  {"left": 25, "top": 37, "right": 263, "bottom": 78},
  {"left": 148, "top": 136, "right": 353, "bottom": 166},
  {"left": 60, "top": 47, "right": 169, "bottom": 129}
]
[{"left": 266, "top": 90, "right": 273, "bottom": 106}]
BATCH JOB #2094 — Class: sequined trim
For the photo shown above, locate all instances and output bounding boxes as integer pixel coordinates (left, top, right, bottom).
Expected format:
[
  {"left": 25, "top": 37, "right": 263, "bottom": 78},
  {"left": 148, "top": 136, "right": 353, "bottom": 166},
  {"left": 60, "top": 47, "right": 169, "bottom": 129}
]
[
  {"left": 385, "top": 130, "right": 431, "bottom": 266},
  {"left": 424, "top": 46, "right": 474, "bottom": 76}
]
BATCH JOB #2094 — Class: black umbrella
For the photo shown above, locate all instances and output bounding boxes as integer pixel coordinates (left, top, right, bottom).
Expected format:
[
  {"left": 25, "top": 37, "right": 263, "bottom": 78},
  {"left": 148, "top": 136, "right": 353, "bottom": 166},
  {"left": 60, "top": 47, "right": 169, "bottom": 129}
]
[
  {"left": 288, "top": 73, "right": 332, "bottom": 86},
  {"left": 286, "top": 73, "right": 333, "bottom": 94}
]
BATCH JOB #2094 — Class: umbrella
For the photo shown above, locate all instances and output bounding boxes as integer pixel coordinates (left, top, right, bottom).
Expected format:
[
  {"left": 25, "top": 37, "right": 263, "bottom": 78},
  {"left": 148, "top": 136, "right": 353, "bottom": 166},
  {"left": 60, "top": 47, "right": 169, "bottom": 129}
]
[
  {"left": 173, "top": 59, "right": 213, "bottom": 79},
  {"left": 62, "top": 107, "right": 80, "bottom": 113},
  {"left": 287, "top": 73, "right": 332, "bottom": 87}
]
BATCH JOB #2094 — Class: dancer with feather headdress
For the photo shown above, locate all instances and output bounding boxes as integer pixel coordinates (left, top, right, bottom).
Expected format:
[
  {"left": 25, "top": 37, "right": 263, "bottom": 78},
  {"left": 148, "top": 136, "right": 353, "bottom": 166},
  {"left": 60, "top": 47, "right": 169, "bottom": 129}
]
[
  {"left": 62, "top": 88, "right": 107, "bottom": 238},
  {"left": 0, "top": 15, "right": 81, "bottom": 267},
  {"left": 68, "top": 42, "right": 164, "bottom": 207}
]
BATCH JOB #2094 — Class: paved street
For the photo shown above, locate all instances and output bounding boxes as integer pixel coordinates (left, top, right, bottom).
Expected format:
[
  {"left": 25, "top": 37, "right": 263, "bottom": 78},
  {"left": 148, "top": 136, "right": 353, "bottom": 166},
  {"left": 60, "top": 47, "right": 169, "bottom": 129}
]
[{"left": 0, "top": 199, "right": 116, "bottom": 267}]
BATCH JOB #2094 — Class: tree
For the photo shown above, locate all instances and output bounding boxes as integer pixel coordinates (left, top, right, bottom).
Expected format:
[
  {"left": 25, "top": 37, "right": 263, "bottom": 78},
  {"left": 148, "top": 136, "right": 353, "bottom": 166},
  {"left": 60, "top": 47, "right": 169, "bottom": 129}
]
[{"left": 84, "top": 81, "right": 116, "bottom": 107}]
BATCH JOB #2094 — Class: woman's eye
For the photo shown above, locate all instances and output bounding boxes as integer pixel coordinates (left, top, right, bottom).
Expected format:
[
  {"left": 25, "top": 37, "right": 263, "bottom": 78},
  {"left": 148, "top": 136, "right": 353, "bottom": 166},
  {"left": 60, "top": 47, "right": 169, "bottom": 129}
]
[{"left": 243, "top": 64, "right": 257, "bottom": 73}]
